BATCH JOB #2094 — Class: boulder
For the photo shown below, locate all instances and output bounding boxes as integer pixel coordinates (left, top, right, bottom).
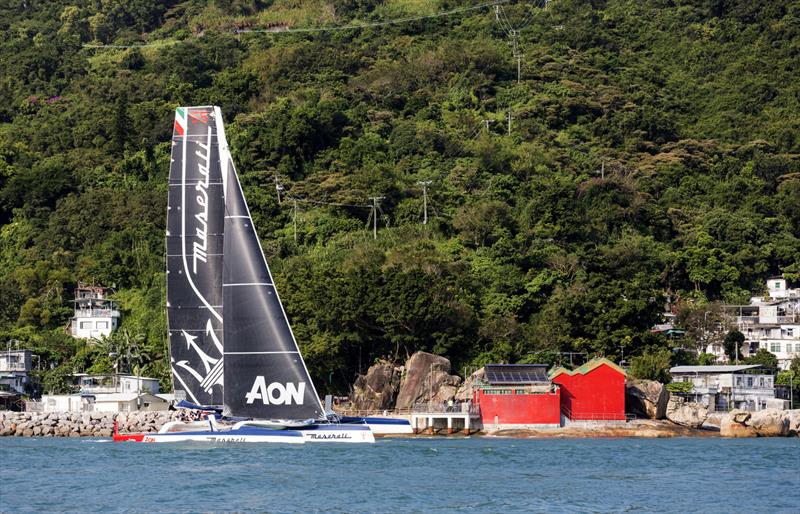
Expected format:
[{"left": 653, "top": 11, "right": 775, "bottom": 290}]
[
  {"left": 720, "top": 409, "right": 757, "bottom": 438},
  {"left": 788, "top": 410, "right": 800, "bottom": 437},
  {"left": 626, "top": 379, "right": 669, "bottom": 419},
  {"left": 748, "top": 409, "right": 789, "bottom": 437},
  {"left": 395, "top": 351, "right": 462, "bottom": 409},
  {"left": 666, "top": 398, "right": 708, "bottom": 429},
  {"left": 351, "top": 360, "right": 402, "bottom": 411},
  {"left": 454, "top": 368, "right": 485, "bottom": 401}
]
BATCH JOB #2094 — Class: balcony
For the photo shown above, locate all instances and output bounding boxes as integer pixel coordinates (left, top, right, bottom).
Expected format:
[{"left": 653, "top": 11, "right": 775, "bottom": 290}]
[{"left": 74, "top": 309, "right": 120, "bottom": 318}]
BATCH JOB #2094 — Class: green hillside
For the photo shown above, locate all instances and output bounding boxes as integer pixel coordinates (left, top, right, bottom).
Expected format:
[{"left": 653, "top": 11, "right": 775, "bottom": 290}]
[{"left": 1, "top": 0, "right": 798, "bottom": 393}]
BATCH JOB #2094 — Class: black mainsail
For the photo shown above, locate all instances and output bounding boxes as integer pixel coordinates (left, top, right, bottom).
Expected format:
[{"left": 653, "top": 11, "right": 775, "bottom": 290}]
[
  {"left": 166, "top": 106, "right": 224, "bottom": 405},
  {"left": 215, "top": 108, "right": 325, "bottom": 420}
]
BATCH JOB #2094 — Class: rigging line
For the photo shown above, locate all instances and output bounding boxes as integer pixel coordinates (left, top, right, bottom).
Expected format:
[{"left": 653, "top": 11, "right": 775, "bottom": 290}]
[
  {"left": 285, "top": 195, "right": 370, "bottom": 209},
  {"left": 238, "top": 0, "right": 511, "bottom": 34}
]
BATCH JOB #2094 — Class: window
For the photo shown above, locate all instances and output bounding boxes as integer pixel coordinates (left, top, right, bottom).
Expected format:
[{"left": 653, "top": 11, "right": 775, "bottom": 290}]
[
  {"left": 747, "top": 377, "right": 753, "bottom": 387},
  {"left": 770, "top": 342, "right": 781, "bottom": 353},
  {"left": 736, "top": 377, "right": 743, "bottom": 386},
  {"left": 787, "top": 328, "right": 794, "bottom": 337},
  {"left": 80, "top": 321, "right": 92, "bottom": 329},
  {"left": 96, "top": 321, "right": 109, "bottom": 330}
]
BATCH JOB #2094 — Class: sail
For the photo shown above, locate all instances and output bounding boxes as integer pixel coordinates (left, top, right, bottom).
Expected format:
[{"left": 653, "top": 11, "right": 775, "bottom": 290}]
[
  {"left": 215, "top": 108, "right": 325, "bottom": 420},
  {"left": 166, "top": 106, "right": 225, "bottom": 405}
]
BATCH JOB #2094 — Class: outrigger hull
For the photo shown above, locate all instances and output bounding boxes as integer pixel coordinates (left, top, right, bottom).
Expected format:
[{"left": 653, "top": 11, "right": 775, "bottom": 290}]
[
  {"left": 339, "top": 417, "right": 413, "bottom": 435},
  {"left": 298, "top": 424, "right": 375, "bottom": 443}
]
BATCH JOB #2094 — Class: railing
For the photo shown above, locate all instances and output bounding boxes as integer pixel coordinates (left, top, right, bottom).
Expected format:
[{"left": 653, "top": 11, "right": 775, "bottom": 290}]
[
  {"left": 334, "top": 404, "right": 481, "bottom": 416},
  {"left": 73, "top": 309, "right": 120, "bottom": 318},
  {"left": 561, "top": 406, "right": 627, "bottom": 421}
]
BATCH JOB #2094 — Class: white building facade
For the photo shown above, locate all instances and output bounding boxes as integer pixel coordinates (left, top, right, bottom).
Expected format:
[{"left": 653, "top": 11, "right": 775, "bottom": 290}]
[
  {"left": 0, "top": 349, "right": 33, "bottom": 395},
  {"left": 70, "top": 284, "right": 120, "bottom": 339},
  {"left": 717, "top": 278, "right": 800, "bottom": 370},
  {"left": 670, "top": 365, "right": 776, "bottom": 411}
]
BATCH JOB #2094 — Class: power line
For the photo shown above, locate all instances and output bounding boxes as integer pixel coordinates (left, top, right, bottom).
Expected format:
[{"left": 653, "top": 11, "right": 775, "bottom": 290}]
[
  {"left": 85, "top": 0, "right": 512, "bottom": 48},
  {"left": 239, "top": 0, "right": 511, "bottom": 34}
]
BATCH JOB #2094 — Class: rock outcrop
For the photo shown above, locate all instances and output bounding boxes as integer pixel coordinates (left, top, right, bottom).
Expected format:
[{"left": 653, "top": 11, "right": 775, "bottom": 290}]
[
  {"left": 748, "top": 409, "right": 789, "bottom": 437},
  {"left": 666, "top": 397, "right": 708, "bottom": 428},
  {"left": 626, "top": 379, "right": 669, "bottom": 419},
  {"left": 720, "top": 410, "right": 757, "bottom": 437},
  {"left": 454, "top": 368, "right": 485, "bottom": 401},
  {"left": 351, "top": 359, "right": 402, "bottom": 411},
  {"left": 395, "top": 351, "right": 462, "bottom": 409}
]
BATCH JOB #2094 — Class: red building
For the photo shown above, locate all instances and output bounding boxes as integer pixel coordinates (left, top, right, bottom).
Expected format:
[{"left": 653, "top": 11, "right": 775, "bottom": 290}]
[
  {"left": 550, "top": 357, "right": 627, "bottom": 421},
  {"left": 474, "top": 365, "right": 562, "bottom": 429}
]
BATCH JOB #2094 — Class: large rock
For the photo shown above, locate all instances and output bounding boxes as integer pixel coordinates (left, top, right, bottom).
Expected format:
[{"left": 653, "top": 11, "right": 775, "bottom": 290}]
[
  {"left": 666, "top": 397, "right": 708, "bottom": 428},
  {"left": 788, "top": 410, "right": 800, "bottom": 437},
  {"left": 748, "top": 409, "right": 789, "bottom": 437},
  {"left": 395, "top": 352, "right": 462, "bottom": 409},
  {"left": 720, "top": 409, "right": 757, "bottom": 437},
  {"left": 454, "top": 368, "right": 485, "bottom": 401},
  {"left": 351, "top": 360, "right": 402, "bottom": 411},
  {"left": 626, "top": 379, "right": 669, "bottom": 419}
]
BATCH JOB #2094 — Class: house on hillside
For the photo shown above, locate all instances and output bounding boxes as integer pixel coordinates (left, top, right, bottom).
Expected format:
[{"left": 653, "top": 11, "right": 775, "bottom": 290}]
[
  {"left": 718, "top": 277, "right": 799, "bottom": 370},
  {"left": 69, "top": 283, "right": 120, "bottom": 339},
  {"left": 0, "top": 348, "right": 34, "bottom": 395}
]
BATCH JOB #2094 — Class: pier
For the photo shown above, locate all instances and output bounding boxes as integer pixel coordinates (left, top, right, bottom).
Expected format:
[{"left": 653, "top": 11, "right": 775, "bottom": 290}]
[{"left": 410, "top": 405, "right": 481, "bottom": 435}]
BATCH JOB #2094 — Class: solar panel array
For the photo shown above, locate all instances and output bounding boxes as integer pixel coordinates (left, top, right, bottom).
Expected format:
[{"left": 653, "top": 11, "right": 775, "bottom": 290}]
[{"left": 484, "top": 364, "right": 549, "bottom": 385}]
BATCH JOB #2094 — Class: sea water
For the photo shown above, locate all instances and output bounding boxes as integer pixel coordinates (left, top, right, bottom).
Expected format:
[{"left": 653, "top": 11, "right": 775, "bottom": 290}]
[{"left": 0, "top": 436, "right": 798, "bottom": 513}]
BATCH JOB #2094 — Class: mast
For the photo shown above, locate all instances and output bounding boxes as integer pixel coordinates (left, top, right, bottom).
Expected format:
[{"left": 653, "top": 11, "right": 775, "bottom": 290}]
[
  {"left": 166, "top": 106, "right": 225, "bottom": 405},
  {"left": 216, "top": 107, "right": 325, "bottom": 420}
]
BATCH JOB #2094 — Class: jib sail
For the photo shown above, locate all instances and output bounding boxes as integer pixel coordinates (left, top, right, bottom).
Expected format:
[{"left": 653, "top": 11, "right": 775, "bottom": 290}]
[{"left": 215, "top": 108, "right": 325, "bottom": 420}]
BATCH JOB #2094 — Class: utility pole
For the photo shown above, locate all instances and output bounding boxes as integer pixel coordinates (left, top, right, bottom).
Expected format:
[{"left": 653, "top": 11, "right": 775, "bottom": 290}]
[
  {"left": 506, "top": 111, "right": 512, "bottom": 135},
  {"left": 292, "top": 198, "right": 298, "bottom": 243},
  {"left": 482, "top": 119, "right": 494, "bottom": 132},
  {"left": 368, "top": 196, "right": 384, "bottom": 240},
  {"left": 417, "top": 181, "right": 432, "bottom": 225},
  {"left": 275, "top": 176, "right": 284, "bottom": 204}
]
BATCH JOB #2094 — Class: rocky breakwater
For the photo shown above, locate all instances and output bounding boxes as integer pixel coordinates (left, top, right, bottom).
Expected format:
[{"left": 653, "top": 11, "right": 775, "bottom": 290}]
[
  {"left": 720, "top": 409, "right": 800, "bottom": 437},
  {"left": 0, "top": 410, "right": 188, "bottom": 437}
]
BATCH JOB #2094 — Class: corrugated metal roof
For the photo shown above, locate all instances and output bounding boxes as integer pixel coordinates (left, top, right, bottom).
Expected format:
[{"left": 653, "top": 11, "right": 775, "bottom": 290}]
[{"left": 670, "top": 365, "right": 762, "bottom": 374}]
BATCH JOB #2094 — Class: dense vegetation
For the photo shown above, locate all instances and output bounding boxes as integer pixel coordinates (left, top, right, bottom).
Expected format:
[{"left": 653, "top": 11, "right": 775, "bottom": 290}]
[{"left": 1, "top": 0, "right": 798, "bottom": 394}]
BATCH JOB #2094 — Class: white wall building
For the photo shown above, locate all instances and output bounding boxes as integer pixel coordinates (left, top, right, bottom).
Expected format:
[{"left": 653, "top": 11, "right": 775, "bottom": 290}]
[
  {"left": 70, "top": 284, "right": 120, "bottom": 339},
  {"left": 0, "top": 349, "right": 33, "bottom": 395},
  {"left": 75, "top": 374, "right": 160, "bottom": 395},
  {"left": 717, "top": 277, "right": 800, "bottom": 370},
  {"left": 37, "top": 392, "right": 168, "bottom": 413},
  {"left": 670, "top": 365, "right": 776, "bottom": 411}
]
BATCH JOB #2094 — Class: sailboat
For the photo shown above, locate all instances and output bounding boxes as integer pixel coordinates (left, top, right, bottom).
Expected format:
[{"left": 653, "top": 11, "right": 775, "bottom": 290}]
[{"left": 114, "top": 106, "right": 376, "bottom": 443}]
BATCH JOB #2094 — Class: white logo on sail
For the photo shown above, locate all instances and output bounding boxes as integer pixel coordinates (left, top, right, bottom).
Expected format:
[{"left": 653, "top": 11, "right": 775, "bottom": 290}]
[
  {"left": 245, "top": 377, "right": 306, "bottom": 405},
  {"left": 192, "top": 125, "right": 213, "bottom": 274},
  {"left": 172, "top": 319, "right": 224, "bottom": 399}
]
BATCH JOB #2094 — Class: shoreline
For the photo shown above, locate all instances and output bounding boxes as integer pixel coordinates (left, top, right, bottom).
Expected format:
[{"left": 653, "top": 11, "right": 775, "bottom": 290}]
[{"left": 2, "top": 411, "right": 796, "bottom": 439}]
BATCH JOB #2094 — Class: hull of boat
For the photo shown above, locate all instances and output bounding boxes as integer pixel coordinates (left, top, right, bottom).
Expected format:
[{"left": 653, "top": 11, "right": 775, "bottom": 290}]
[
  {"left": 340, "top": 416, "right": 414, "bottom": 435},
  {"left": 113, "top": 425, "right": 305, "bottom": 444},
  {"left": 299, "top": 424, "right": 375, "bottom": 443}
]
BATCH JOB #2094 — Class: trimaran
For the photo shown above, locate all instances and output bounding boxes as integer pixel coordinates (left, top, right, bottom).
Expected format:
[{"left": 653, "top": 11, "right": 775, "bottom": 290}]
[{"left": 114, "top": 106, "right": 410, "bottom": 443}]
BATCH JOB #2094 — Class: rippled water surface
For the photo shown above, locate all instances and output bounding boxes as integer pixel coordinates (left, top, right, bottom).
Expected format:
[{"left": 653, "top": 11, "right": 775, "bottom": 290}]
[{"left": 1, "top": 436, "right": 798, "bottom": 513}]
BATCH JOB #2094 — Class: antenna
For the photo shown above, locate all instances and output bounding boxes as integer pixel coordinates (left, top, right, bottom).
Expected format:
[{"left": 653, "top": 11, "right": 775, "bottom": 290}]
[{"left": 417, "top": 181, "right": 432, "bottom": 225}]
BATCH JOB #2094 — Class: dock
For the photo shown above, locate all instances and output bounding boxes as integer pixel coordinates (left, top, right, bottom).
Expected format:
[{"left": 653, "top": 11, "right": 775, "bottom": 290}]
[{"left": 410, "top": 405, "right": 481, "bottom": 435}]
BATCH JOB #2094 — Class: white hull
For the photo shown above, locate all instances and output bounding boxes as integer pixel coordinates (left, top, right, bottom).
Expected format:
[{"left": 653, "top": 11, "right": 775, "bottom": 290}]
[
  {"left": 138, "top": 431, "right": 305, "bottom": 444},
  {"left": 366, "top": 422, "right": 413, "bottom": 435},
  {"left": 300, "top": 425, "right": 375, "bottom": 443}
]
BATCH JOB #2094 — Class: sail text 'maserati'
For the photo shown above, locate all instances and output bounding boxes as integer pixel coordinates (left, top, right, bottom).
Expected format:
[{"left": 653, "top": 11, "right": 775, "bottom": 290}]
[{"left": 192, "top": 126, "right": 213, "bottom": 274}]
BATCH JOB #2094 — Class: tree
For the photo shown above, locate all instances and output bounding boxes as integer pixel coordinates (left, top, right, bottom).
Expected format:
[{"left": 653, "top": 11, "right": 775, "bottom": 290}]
[
  {"left": 746, "top": 348, "right": 779, "bottom": 374},
  {"left": 723, "top": 330, "right": 745, "bottom": 362},
  {"left": 629, "top": 348, "right": 672, "bottom": 384}
]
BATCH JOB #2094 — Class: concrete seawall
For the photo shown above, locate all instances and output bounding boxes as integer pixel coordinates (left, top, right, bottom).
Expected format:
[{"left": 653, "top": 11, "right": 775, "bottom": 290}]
[{"left": 0, "top": 410, "right": 191, "bottom": 437}]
